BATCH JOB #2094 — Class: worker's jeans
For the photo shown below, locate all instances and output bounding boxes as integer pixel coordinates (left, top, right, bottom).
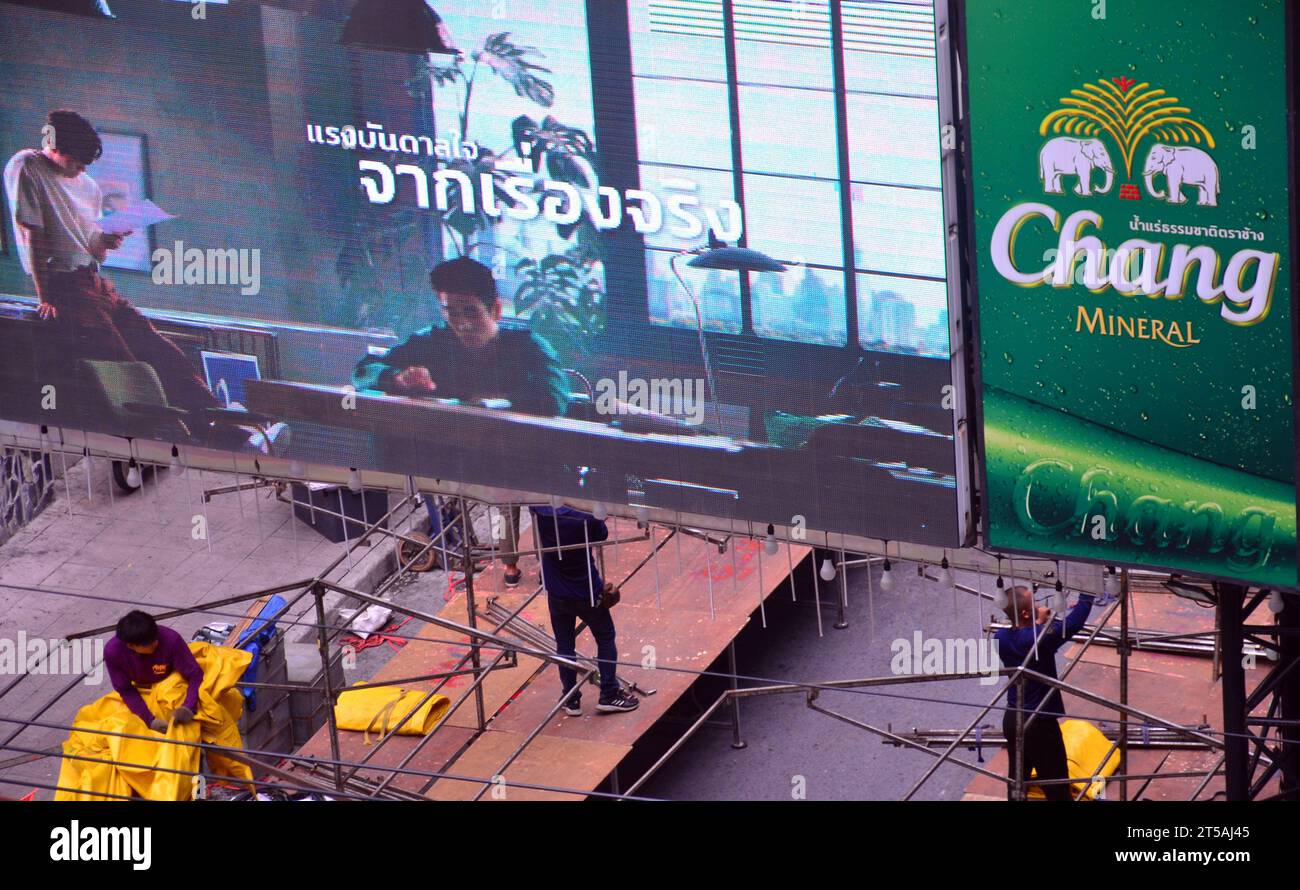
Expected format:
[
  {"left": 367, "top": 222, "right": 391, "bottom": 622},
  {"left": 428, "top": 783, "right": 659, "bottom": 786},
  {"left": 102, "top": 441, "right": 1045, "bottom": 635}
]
[
  {"left": 421, "top": 497, "right": 520, "bottom": 572},
  {"left": 547, "top": 595, "right": 619, "bottom": 699},
  {"left": 1003, "top": 710, "right": 1071, "bottom": 801},
  {"left": 44, "top": 266, "right": 218, "bottom": 412}
]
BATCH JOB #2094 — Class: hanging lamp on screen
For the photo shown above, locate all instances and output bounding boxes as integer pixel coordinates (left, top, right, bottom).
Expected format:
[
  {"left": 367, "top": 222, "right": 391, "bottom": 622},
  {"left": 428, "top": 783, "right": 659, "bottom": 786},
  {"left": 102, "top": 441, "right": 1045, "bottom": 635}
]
[{"left": 340, "top": 0, "right": 459, "bottom": 55}]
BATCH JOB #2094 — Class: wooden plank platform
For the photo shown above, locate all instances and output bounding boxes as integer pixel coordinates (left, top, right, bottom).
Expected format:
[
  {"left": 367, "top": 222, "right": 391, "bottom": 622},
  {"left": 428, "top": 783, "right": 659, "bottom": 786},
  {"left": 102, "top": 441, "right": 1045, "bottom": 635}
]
[{"left": 295, "top": 518, "right": 810, "bottom": 800}]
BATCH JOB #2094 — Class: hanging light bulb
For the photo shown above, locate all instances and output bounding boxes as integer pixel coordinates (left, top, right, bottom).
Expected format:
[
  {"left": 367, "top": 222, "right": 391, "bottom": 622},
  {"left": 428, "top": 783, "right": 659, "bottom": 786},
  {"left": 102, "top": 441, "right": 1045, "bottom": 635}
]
[
  {"left": 126, "top": 460, "right": 142, "bottom": 488},
  {"left": 764, "top": 524, "right": 779, "bottom": 556},
  {"left": 591, "top": 502, "right": 608, "bottom": 521},
  {"left": 347, "top": 468, "right": 362, "bottom": 492},
  {"left": 169, "top": 445, "right": 184, "bottom": 475},
  {"left": 879, "top": 557, "right": 894, "bottom": 592},
  {"left": 1268, "top": 590, "right": 1286, "bottom": 615},
  {"left": 820, "top": 557, "right": 836, "bottom": 582},
  {"left": 937, "top": 555, "right": 954, "bottom": 588},
  {"left": 633, "top": 504, "right": 649, "bottom": 523},
  {"left": 1103, "top": 566, "right": 1120, "bottom": 601},
  {"left": 289, "top": 459, "right": 305, "bottom": 477},
  {"left": 39, "top": 425, "right": 50, "bottom": 452},
  {"left": 83, "top": 447, "right": 93, "bottom": 472},
  {"left": 1053, "top": 579, "right": 1068, "bottom": 615},
  {"left": 550, "top": 494, "right": 564, "bottom": 509}
]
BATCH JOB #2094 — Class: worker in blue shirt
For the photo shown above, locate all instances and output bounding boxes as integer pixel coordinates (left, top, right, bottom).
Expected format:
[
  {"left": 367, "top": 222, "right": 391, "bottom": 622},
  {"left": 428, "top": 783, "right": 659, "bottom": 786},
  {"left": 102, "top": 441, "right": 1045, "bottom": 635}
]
[
  {"left": 995, "top": 585, "right": 1095, "bottom": 800},
  {"left": 529, "top": 504, "right": 638, "bottom": 716}
]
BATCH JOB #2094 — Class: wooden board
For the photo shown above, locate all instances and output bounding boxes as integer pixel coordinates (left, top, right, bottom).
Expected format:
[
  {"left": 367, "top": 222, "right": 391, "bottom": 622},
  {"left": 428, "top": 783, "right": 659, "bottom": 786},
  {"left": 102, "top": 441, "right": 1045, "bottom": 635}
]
[
  {"left": 293, "top": 517, "right": 809, "bottom": 800},
  {"left": 425, "top": 732, "right": 631, "bottom": 802}
]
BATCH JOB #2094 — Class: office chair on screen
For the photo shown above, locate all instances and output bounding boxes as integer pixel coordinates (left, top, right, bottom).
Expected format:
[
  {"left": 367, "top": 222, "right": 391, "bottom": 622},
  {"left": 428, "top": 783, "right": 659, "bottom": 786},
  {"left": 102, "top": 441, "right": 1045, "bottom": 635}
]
[{"left": 77, "top": 359, "right": 285, "bottom": 458}]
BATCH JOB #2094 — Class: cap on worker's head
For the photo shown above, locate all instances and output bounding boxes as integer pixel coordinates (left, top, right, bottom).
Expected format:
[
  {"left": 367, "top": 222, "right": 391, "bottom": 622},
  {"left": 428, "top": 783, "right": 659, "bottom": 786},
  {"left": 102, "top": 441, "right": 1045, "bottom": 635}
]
[{"left": 116, "top": 610, "right": 158, "bottom": 646}]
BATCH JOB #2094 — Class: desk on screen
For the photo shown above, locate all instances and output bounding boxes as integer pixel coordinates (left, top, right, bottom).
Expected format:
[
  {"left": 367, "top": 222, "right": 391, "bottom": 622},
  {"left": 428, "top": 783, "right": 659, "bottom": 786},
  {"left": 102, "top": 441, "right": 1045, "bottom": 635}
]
[{"left": 244, "top": 379, "right": 960, "bottom": 544}]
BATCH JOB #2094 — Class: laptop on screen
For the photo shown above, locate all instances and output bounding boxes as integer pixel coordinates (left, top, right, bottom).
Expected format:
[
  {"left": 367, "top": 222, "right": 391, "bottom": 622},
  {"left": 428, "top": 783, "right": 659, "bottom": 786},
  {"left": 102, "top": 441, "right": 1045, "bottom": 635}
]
[{"left": 201, "top": 351, "right": 260, "bottom": 410}]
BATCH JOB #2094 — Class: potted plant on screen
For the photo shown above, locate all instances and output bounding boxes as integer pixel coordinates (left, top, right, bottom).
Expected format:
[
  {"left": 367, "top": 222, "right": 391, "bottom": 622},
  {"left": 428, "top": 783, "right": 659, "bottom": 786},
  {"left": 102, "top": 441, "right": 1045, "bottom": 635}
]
[{"left": 406, "top": 31, "right": 609, "bottom": 366}]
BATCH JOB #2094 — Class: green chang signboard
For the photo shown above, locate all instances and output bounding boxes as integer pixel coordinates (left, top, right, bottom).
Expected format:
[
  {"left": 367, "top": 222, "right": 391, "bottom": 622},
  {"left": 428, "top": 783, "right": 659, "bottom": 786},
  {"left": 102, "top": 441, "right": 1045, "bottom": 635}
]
[{"left": 961, "top": 0, "right": 1299, "bottom": 587}]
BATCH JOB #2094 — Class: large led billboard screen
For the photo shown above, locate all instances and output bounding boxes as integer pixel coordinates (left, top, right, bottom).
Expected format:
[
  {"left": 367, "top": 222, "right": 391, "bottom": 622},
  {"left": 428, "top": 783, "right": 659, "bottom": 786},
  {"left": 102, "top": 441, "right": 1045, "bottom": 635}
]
[
  {"left": 0, "top": 0, "right": 969, "bottom": 546},
  {"left": 960, "top": 0, "right": 1300, "bottom": 586}
]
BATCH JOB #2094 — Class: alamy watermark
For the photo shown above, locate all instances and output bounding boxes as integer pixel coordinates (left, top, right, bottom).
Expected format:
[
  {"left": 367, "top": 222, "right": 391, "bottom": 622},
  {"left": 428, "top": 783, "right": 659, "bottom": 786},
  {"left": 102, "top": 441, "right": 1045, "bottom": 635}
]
[
  {"left": 593, "top": 371, "right": 707, "bottom": 426},
  {"left": 0, "top": 633, "right": 104, "bottom": 685},
  {"left": 151, "top": 240, "right": 261, "bottom": 296},
  {"left": 890, "top": 632, "right": 1001, "bottom": 685},
  {"left": 50, "top": 821, "right": 151, "bottom": 870}
]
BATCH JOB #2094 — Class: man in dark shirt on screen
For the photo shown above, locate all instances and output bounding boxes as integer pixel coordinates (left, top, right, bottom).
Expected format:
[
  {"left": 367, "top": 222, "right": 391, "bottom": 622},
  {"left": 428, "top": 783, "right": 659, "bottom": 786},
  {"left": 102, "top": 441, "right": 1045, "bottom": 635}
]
[
  {"left": 995, "top": 585, "right": 1095, "bottom": 801},
  {"left": 353, "top": 256, "right": 570, "bottom": 586},
  {"left": 352, "top": 256, "right": 569, "bottom": 417},
  {"left": 103, "top": 610, "right": 204, "bottom": 733}
]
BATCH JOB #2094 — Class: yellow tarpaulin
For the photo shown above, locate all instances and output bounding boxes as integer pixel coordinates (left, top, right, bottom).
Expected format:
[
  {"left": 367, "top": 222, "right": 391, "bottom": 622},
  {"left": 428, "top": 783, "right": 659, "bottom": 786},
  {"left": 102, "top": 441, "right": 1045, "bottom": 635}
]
[
  {"left": 1027, "top": 718, "right": 1122, "bottom": 801},
  {"left": 334, "top": 684, "right": 451, "bottom": 742},
  {"left": 56, "top": 642, "right": 254, "bottom": 801}
]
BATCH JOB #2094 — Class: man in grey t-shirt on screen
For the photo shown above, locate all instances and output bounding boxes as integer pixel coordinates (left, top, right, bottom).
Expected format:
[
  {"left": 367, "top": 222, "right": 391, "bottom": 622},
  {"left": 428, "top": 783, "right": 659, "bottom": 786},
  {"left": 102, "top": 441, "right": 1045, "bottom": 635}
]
[{"left": 4, "top": 110, "right": 283, "bottom": 452}]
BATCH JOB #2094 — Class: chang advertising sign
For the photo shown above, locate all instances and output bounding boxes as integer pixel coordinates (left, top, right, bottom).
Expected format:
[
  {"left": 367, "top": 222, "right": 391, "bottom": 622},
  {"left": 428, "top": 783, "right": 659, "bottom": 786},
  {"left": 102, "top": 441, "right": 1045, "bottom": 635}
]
[{"left": 961, "top": 0, "right": 1299, "bottom": 586}]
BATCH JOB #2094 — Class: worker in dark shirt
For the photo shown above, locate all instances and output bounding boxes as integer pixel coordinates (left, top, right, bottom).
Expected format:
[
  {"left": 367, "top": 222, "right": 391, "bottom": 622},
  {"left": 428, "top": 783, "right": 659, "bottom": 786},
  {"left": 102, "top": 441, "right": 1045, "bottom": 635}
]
[
  {"left": 353, "top": 256, "right": 569, "bottom": 587},
  {"left": 530, "top": 504, "right": 638, "bottom": 716},
  {"left": 995, "top": 585, "right": 1095, "bottom": 801},
  {"left": 103, "top": 610, "right": 203, "bottom": 733}
]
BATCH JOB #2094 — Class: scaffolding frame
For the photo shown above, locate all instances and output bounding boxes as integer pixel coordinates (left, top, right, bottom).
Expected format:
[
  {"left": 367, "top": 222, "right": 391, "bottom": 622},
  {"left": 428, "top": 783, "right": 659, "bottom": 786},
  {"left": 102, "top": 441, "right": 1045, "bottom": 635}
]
[{"left": 0, "top": 446, "right": 1297, "bottom": 801}]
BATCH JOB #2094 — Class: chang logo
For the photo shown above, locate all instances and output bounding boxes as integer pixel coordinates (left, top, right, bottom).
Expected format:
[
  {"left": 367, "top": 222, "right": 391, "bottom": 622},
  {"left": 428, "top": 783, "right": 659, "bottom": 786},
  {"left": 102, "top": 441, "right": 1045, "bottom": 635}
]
[
  {"left": 989, "top": 74, "right": 1278, "bottom": 328},
  {"left": 1038, "top": 76, "right": 1218, "bottom": 206}
]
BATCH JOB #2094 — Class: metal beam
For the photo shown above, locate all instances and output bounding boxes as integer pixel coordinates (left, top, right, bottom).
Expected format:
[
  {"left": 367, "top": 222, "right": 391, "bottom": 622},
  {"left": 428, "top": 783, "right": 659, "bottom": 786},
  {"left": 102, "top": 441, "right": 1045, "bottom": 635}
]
[{"left": 1218, "top": 582, "right": 1250, "bottom": 800}]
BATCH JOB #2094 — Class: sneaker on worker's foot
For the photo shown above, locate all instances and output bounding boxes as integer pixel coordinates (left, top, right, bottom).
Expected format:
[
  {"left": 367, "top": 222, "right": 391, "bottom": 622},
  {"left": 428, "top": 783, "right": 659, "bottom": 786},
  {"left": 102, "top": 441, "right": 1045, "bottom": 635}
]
[
  {"left": 562, "top": 694, "right": 582, "bottom": 717},
  {"left": 596, "top": 692, "right": 639, "bottom": 714},
  {"left": 503, "top": 567, "right": 522, "bottom": 588}
]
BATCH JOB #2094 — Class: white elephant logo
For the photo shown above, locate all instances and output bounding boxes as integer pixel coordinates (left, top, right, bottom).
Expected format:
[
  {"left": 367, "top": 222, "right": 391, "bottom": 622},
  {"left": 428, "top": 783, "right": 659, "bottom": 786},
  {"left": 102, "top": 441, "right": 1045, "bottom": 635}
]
[
  {"left": 1141, "top": 143, "right": 1219, "bottom": 206},
  {"left": 1039, "top": 137, "right": 1115, "bottom": 197}
]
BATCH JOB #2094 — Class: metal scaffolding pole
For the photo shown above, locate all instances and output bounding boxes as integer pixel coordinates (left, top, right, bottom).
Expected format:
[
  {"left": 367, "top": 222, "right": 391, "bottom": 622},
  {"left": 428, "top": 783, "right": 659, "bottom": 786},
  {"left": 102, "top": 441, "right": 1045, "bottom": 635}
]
[
  {"left": 1119, "top": 567, "right": 1130, "bottom": 801},
  {"left": 313, "top": 581, "right": 343, "bottom": 792},
  {"left": 1218, "top": 581, "right": 1250, "bottom": 800},
  {"left": 459, "top": 496, "right": 487, "bottom": 732},
  {"left": 8, "top": 459, "right": 1287, "bottom": 803},
  {"left": 1281, "top": 592, "right": 1300, "bottom": 798}
]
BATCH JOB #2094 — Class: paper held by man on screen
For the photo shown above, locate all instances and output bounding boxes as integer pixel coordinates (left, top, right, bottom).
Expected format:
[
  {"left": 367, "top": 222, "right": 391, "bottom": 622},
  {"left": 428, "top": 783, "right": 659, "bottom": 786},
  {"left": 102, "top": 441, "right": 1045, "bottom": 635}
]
[{"left": 99, "top": 199, "right": 174, "bottom": 235}]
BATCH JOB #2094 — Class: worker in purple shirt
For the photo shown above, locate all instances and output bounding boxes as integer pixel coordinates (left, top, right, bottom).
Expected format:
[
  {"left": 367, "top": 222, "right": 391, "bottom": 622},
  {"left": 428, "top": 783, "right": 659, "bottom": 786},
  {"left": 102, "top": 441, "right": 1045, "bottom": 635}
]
[{"left": 104, "top": 610, "right": 203, "bottom": 733}]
